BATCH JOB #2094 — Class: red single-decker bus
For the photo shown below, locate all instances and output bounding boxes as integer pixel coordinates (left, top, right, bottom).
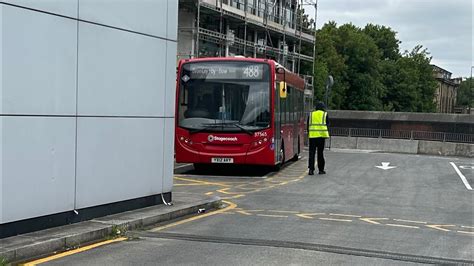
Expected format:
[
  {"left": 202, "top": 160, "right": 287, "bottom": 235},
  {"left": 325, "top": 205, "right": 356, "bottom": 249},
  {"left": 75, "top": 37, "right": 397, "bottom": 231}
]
[{"left": 175, "top": 57, "right": 306, "bottom": 170}]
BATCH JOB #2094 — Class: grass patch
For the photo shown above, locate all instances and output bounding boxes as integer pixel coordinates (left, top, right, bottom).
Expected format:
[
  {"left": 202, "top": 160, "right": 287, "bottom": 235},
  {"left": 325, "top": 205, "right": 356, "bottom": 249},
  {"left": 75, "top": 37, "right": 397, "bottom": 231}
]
[
  {"left": 211, "top": 201, "right": 226, "bottom": 209},
  {"left": 106, "top": 225, "right": 128, "bottom": 240}
]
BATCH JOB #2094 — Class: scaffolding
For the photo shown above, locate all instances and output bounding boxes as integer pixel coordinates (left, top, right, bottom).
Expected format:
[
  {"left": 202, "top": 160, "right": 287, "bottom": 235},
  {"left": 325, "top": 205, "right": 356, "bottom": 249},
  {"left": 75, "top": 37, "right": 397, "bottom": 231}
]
[{"left": 178, "top": 0, "right": 317, "bottom": 75}]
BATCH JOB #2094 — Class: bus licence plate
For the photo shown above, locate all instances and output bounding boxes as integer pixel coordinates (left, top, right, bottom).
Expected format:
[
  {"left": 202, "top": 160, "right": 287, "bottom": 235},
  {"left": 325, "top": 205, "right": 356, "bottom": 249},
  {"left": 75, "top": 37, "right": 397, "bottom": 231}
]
[{"left": 211, "top": 158, "right": 234, "bottom": 164}]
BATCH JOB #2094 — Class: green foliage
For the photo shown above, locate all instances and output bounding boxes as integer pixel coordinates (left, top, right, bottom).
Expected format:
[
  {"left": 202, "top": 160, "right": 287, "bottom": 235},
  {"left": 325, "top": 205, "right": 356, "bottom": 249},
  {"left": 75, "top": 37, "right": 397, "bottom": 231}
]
[
  {"left": 457, "top": 77, "right": 473, "bottom": 107},
  {"left": 0, "top": 256, "right": 7, "bottom": 266},
  {"left": 107, "top": 225, "right": 127, "bottom": 240},
  {"left": 313, "top": 22, "right": 438, "bottom": 112}
]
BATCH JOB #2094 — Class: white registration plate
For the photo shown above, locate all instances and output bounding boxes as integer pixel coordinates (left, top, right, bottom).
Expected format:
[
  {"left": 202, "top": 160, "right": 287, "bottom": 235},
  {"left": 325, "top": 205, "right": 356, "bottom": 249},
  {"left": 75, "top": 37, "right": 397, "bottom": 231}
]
[{"left": 211, "top": 157, "right": 234, "bottom": 164}]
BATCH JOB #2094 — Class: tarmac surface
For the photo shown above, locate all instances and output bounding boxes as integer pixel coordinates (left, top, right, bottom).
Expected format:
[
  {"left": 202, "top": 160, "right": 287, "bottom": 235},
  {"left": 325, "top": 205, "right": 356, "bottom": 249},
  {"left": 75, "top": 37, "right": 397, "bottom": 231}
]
[{"left": 31, "top": 149, "right": 474, "bottom": 265}]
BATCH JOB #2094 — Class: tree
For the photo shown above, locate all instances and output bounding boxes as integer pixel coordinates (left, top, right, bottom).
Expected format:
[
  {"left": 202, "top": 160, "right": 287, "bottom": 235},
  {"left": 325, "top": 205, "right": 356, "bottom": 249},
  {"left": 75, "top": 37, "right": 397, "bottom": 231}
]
[
  {"left": 313, "top": 22, "right": 438, "bottom": 112},
  {"left": 314, "top": 22, "right": 383, "bottom": 110},
  {"left": 457, "top": 77, "right": 474, "bottom": 107},
  {"left": 363, "top": 24, "right": 401, "bottom": 61}
]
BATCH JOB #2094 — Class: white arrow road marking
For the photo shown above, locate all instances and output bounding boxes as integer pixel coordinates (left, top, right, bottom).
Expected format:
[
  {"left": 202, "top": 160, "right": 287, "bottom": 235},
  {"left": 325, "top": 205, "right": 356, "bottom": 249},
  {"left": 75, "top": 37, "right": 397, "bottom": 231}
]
[
  {"left": 375, "top": 162, "right": 397, "bottom": 170},
  {"left": 449, "top": 162, "right": 473, "bottom": 190}
]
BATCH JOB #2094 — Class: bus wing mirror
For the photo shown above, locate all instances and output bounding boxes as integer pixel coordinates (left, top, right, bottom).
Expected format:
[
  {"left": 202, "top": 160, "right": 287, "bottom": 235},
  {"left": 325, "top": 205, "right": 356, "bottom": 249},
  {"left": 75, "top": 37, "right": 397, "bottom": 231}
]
[{"left": 279, "top": 82, "right": 287, "bottom": 99}]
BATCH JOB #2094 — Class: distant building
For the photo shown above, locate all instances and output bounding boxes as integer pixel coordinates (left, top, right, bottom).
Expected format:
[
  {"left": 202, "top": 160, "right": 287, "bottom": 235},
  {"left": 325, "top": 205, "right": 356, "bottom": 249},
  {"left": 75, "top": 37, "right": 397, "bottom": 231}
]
[{"left": 432, "top": 65, "right": 461, "bottom": 113}]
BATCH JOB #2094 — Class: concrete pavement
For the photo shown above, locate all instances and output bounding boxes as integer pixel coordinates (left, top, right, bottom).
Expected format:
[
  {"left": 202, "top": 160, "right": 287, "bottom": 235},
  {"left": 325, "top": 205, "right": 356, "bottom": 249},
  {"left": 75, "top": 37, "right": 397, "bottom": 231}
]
[
  {"left": 12, "top": 150, "right": 474, "bottom": 265},
  {"left": 0, "top": 193, "right": 220, "bottom": 264}
]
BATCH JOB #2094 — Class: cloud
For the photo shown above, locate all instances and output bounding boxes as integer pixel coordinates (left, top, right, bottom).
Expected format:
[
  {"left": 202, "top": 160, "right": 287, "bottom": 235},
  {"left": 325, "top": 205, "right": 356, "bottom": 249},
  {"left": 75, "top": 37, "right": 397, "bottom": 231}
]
[{"left": 306, "top": 0, "right": 473, "bottom": 77}]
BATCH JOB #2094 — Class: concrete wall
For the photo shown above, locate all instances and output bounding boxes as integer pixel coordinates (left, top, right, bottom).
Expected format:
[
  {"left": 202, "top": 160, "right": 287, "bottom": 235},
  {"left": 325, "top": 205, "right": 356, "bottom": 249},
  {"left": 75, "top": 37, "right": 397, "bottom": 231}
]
[
  {"left": 1, "top": 0, "right": 177, "bottom": 224},
  {"left": 331, "top": 137, "right": 473, "bottom": 157}
]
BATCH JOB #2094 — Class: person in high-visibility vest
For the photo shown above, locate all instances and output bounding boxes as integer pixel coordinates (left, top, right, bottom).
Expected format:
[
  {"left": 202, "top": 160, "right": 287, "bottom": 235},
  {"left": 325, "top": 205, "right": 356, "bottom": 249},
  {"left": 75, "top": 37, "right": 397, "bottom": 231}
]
[{"left": 307, "top": 102, "right": 329, "bottom": 175}]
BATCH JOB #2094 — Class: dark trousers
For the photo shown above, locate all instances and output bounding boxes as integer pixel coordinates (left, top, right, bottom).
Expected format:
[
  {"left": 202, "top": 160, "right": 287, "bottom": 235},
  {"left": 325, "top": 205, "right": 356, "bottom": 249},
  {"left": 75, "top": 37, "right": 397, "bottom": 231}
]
[{"left": 308, "top": 138, "right": 325, "bottom": 171}]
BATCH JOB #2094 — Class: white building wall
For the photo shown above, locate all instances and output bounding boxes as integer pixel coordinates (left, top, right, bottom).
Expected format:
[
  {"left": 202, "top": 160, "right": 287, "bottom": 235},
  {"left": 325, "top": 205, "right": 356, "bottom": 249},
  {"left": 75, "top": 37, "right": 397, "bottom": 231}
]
[{"left": 0, "top": 0, "right": 177, "bottom": 224}]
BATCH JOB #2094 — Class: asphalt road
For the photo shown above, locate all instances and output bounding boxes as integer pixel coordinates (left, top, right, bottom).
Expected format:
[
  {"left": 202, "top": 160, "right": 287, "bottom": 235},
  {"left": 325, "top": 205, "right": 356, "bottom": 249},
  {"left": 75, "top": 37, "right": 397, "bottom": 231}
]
[{"left": 43, "top": 150, "right": 474, "bottom": 265}]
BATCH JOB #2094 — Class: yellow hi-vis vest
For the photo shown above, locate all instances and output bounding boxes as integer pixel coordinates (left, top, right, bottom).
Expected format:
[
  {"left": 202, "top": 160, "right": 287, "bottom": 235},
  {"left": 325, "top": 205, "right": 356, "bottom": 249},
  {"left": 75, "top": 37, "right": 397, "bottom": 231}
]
[{"left": 309, "top": 110, "right": 329, "bottom": 138}]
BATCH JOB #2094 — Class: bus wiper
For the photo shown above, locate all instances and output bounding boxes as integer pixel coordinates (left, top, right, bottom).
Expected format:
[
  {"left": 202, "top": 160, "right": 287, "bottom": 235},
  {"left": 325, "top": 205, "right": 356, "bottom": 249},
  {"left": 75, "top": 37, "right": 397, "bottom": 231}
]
[
  {"left": 232, "top": 123, "right": 253, "bottom": 136},
  {"left": 188, "top": 124, "right": 220, "bottom": 134},
  {"left": 204, "top": 122, "right": 253, "bottom": 136}
]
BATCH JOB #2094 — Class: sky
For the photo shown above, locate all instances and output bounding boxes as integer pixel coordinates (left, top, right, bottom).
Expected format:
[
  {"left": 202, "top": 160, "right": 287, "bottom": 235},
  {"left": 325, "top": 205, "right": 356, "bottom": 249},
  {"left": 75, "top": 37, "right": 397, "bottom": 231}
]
[{"left": 304, "top": 0, "right": 473, "bottom": 78}]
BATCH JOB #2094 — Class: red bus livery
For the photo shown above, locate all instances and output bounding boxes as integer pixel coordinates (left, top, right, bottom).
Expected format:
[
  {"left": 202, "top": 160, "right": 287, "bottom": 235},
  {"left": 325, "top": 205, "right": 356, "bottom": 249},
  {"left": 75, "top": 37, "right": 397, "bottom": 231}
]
[{"left": 175, "top": 57, "right": 306, "bottom": 169}]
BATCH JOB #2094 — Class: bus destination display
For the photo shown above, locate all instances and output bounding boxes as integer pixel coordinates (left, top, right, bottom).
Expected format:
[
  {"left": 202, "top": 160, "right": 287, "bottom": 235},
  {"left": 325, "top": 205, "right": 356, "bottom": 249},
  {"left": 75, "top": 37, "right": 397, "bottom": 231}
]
[{"left": 188, "top": 64, "right": 264, "bottom": 80}]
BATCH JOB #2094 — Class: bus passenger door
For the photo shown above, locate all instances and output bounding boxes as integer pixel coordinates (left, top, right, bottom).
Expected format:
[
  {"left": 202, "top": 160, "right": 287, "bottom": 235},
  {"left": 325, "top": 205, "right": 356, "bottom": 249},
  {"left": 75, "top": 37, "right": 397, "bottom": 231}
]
[{"left": 274, "top": 81, "right": 282, "bottom": 164}]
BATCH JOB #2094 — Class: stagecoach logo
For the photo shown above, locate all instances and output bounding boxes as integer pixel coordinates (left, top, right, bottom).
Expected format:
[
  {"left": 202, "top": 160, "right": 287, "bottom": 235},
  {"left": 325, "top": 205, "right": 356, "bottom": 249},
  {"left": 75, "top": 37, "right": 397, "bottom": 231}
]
[{"left": 207, "top": 135, "right": 238, "bottom": 142}]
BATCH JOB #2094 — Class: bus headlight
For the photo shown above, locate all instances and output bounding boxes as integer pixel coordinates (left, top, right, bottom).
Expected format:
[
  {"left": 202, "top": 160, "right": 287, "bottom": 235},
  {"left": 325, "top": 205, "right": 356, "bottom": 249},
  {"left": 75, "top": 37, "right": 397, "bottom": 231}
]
[
  {"left": 250, "top": 137, "right": 268, "bottom": 150},
  {"left": 179, "top": 136, "right": 193, "bottom": 146}
]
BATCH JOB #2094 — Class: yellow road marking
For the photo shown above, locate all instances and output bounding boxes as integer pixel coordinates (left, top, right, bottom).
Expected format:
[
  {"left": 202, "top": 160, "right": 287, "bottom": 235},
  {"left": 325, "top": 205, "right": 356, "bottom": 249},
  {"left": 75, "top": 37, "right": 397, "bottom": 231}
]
[
  {"left": 359, "top": 217, "right": 388, "bottom": 225},
  {"left": 386, "top": 224, "right": 419, "bottom": 229},
  {"left": 457, "top": 231, "right": 474, "bottom": 235},
  {"left": 174, "top": 183, "right": 212, "bottom": 186},
  {"left": 320, "top": 218, "right": 352, "bottom": 222},
  {"left": 267, "top": 210, "right": 300, "bottom": 214},
  {"left": 150, "top": 200, "right": 237, "bottom": 232},
  {"left": 329, "top": 213, "right": 362, "bottom": 218},
  {"left": 205, "top": 192, "right": 214, "bottom": 195},
  {"left": 257, "top": 214, "right": 288, "bottom": 218},
  {"left": 221, "top": 194, "right": 245, "bottom": 200},
  {"left": 393, "top": 219, "right": 427, "bottom": 224},
  {"left": 174, "top": 177, "right": 230, "bottom": 187},
  {"left": 425, "top": 224, "right": 455, "bottom": 232},
  {"left": 22, "top": 237, "right": 127, "bottom": 266},
  {"left": 236, "top": 210, "right": 252, "bottom": 216},
  {"left": 296, "top": 213, "right": 325, "bottom": 219},
  {"left": 217, "top": 188, "right": 242, "bottom": 195}
]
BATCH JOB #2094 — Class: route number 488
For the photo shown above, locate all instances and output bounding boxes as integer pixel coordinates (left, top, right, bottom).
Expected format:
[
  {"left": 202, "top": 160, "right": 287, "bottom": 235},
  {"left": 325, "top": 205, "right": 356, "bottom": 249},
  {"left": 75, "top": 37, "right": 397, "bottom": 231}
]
[{"left": 243, "top": 65, "right": 260, "bottom": 78}]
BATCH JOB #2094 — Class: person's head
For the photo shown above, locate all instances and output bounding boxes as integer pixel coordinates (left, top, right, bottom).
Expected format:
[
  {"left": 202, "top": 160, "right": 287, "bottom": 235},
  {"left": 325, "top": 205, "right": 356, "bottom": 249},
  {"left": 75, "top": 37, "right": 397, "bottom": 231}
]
[{"left": 315, "top": 102, "right": 326, "bottom": 111}]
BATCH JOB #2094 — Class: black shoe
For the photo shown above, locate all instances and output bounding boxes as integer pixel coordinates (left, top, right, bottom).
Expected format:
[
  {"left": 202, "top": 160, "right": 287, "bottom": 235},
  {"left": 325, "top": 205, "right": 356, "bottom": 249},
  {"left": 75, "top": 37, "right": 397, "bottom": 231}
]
[
  {"left": 319, "top": 170, "right": 326, "bottom": 175},
  {"left": 308, "top": 170, "right": 314, "bottom": 175}
]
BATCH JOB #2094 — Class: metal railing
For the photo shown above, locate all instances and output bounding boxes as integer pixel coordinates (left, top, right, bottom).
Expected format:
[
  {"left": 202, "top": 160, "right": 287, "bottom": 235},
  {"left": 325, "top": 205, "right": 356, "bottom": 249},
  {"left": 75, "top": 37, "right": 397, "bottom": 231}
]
[
  {"left": 329, "top": 127, "right": 474, "bottom": 144},
  {"left": 197, "top": 28, "right": 314, "bottom": 62}
]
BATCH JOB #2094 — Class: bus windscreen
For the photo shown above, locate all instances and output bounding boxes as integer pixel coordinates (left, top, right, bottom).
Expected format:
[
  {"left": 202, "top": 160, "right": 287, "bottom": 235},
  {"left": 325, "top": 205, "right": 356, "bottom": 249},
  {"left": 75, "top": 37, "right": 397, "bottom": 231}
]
[{"left": 178, "top": 61, "right": 271, "bottom": 133}]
